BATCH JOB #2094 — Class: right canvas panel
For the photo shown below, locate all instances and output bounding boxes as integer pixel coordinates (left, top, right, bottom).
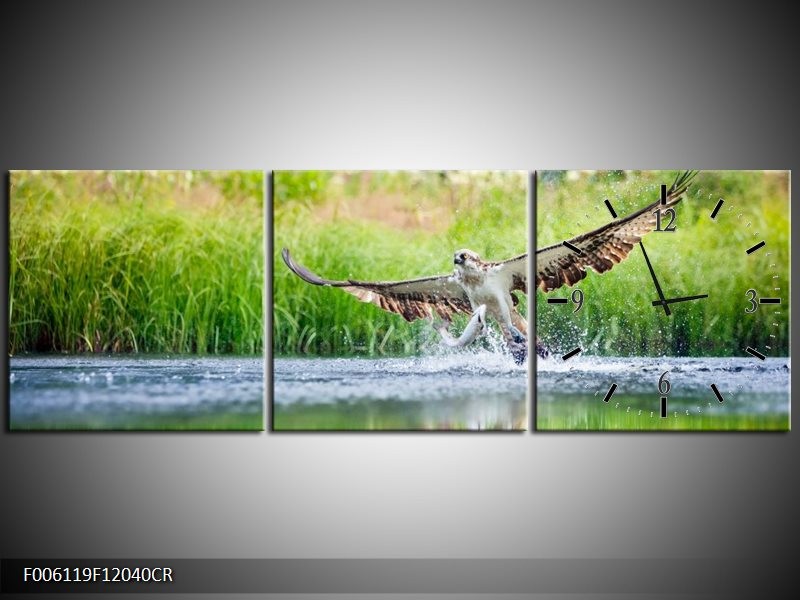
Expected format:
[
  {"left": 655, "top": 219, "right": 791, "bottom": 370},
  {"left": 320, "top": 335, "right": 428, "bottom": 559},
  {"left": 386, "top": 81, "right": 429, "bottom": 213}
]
[{"left": 535, "top": 170, "right": 790, "bottom": 431}]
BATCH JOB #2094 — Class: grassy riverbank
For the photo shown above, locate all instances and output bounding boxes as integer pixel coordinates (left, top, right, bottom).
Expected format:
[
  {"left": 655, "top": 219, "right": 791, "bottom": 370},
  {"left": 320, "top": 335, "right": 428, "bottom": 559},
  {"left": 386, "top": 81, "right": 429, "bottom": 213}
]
[
  {"left": 536, "top": 170, "right": 790, "bottom": 357},
  {"left": 9, "top": 171, "right": 264, "bottom": 355}
]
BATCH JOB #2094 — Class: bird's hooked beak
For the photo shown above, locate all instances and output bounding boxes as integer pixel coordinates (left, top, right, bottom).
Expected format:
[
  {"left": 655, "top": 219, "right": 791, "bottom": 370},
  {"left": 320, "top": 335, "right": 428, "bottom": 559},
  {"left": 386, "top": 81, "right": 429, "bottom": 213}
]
[{"left": 454, "top": 252, "right": 466, "bottom": 266}]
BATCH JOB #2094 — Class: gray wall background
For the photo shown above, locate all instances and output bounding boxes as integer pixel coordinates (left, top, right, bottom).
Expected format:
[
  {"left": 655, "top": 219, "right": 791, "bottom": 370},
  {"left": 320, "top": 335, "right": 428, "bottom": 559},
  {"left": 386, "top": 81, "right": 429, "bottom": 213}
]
[{"left": 1, "top": 0, "right": 795, "bottom": 585}]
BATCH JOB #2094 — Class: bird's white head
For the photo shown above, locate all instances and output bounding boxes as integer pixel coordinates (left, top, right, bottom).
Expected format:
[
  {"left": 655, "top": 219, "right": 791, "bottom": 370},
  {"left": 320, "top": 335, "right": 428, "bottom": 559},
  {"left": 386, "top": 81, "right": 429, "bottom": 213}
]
[{"left": 453, "top": 249, "right": 483, "bottom": 275}]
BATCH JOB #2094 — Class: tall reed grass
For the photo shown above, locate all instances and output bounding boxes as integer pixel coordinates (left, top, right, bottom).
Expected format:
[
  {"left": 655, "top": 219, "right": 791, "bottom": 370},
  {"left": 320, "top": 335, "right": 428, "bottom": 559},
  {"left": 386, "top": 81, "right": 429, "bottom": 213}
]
[
  {"left": 273, "top": 171, "right": 529, "bottom": 356},
  {"left": 9, "top": 171, "right": 264, "bottom": 355},
  {"left": 536, "top": 170, "right": 790, "bottom": 357},
  {"left": 273, "top": 170, "right": 789, "bottom": 358}
]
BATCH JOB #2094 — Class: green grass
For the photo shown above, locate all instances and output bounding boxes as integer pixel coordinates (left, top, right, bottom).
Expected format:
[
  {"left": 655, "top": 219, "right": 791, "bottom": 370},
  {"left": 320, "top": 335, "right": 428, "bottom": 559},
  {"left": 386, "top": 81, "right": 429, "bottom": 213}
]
[
  {"left": 9, "top": 171, "right": 264, "bottom": 355},
  {"left": 537, "top": 404, "right": 789, "bottom": 431},
  {"left": 273, "top": 400, "right": 525, "bottom": 430},
  {"left": 273, "top": 171, "right": 528, "bottom": 356},
  {"left": 274, "top": 401, "right": 435, "bottom": 430},
  {"left": 10, "top": 412, "right": 263, "bottom": 431},
  {"left": 536, "top": 170, "right": 790, "bottom": 357}
]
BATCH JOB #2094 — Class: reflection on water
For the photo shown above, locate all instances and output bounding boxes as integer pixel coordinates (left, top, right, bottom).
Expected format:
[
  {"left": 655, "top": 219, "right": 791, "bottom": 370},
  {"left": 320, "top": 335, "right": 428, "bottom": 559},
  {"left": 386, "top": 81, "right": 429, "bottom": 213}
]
[
  {"left": 536, "top": 356, "right": 790, "bottom": 430},
  {"left": 273, "top": 352, "right": 528, "bottom": 430},
  {"left": 9, "top": 356, "right": 264, "bottom": 430}
]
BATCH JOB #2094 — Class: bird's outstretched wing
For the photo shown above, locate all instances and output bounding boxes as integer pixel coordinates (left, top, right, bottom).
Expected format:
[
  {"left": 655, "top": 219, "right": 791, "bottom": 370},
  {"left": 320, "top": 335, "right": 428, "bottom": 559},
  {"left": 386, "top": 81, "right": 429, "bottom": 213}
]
[
  {"left": 489, "top": 253, "right": 528, "bottom": 295},
  {"left": 535, "top": 170, "right": 698, "bottom": 292},
  {"left": 281, "top": 248, "right": 473, "bottom": 322}
]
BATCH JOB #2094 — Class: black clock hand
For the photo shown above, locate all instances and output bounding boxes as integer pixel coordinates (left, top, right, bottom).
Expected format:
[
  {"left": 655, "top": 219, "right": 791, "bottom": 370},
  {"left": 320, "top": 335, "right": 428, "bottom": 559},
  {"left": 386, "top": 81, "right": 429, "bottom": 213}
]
[
  {"left": 651, "top": 293, "right": 709, "bottom": 307},
  {"left": 638, "top": 241, "right": 671, "bottom": 316}
]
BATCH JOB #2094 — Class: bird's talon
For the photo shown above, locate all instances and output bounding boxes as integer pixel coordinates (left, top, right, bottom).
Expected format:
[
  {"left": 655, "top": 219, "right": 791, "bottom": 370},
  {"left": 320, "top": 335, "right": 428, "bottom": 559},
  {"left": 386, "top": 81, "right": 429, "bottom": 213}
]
[
  {"left": 509, "top": 339, "right": 528, "bottom": 365},
  {"left": 509, "top": 325, "right": 526, "bottom": 345}
]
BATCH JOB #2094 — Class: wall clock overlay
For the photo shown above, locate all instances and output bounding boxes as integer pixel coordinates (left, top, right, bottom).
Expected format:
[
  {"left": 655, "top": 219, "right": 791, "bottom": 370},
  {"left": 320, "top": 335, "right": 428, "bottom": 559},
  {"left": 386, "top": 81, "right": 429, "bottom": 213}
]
[{"left": 535, "top": 170, "right": 790, "bottom": 431}]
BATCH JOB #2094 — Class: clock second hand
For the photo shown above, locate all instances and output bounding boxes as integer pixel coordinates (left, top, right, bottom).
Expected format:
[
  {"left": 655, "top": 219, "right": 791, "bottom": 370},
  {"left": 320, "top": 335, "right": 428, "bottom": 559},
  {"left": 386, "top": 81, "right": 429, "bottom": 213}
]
[
  {"left": 638, "top": 241, "right": 671, "bottom": 316},
  {"left": 651, "top": 293, "right": 709, "bottom": 307}
]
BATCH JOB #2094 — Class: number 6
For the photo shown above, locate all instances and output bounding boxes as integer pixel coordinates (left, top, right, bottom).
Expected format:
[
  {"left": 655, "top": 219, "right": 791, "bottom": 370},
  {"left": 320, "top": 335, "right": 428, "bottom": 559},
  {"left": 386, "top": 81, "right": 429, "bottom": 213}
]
[{"left": 658, "top": 371, "right": 671, "bottom": 395}]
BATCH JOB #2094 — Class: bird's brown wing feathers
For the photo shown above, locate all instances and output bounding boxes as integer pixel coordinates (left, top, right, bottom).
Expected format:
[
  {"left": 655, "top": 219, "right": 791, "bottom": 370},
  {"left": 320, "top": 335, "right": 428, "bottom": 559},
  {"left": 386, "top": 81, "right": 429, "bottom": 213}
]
[
  {"left": 281, "top": 248, "right": 473, "bottom": 322},
  {"left": 535, "top": 170, "right": 697, "bottom": 292}
]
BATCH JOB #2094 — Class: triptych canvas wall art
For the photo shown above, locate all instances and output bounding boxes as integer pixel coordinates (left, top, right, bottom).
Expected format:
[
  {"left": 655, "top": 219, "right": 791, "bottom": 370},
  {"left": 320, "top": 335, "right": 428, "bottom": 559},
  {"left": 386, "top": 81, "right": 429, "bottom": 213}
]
[{"left": 7, "top": 170, "right": 790, "bottom": 431}]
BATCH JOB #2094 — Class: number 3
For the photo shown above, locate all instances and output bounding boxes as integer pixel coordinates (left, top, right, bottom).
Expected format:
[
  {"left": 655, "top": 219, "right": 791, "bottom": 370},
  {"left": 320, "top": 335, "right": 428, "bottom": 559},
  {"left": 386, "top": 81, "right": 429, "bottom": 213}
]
[{"left": 745, "top": 289, "right": 757, "bottom": 313}]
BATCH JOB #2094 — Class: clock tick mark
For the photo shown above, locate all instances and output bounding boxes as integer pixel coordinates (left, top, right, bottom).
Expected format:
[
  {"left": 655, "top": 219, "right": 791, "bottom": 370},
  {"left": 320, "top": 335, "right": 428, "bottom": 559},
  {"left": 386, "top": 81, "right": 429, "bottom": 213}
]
[
  {"left": 711, "top": 383, "right": 724, "bottom": 403},
  {"left": 602, "top": 383, "right": 618, "bottom": 403},
  {"left": 562, "top": 240, "right": 583, "bottom": 255},
  {"left": 561, "top": 347, "right": 582, "bottom": 361},
  {"left": 745, "top": 346, "right": 766, "bottom": 360},
  {"left": 746, "top": 240, "right": 765, "bottom": 254},
  {"left": 604, "top": 199, "right": 617, "bottom": 218},
  {"left": 710, "top": 198, "right": 724, "bottom": 219}
]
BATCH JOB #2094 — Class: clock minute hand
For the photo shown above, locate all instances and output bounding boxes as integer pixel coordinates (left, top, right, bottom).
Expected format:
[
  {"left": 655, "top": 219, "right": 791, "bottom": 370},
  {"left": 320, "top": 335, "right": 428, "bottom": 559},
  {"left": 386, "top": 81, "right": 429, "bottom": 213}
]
[
  {"left": 651, "top": 294, "right": 709, "bottom": 307},
  {"left": 638, "top": 241, "right": 671, "bottom": 316}
]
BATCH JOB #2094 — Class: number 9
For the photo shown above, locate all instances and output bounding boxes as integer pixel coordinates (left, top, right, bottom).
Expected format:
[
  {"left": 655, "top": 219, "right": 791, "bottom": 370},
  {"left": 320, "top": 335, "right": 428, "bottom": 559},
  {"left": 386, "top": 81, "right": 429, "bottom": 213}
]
[{"left": 571, "top": 289, "right": 584, "bottom": 312}]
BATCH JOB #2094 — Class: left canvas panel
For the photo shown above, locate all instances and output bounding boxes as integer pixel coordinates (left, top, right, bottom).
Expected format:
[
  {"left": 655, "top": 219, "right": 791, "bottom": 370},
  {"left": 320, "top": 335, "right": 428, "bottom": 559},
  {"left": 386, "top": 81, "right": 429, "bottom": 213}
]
[{"left": 8, "top": 171, "right": 265, "bottom": 430}]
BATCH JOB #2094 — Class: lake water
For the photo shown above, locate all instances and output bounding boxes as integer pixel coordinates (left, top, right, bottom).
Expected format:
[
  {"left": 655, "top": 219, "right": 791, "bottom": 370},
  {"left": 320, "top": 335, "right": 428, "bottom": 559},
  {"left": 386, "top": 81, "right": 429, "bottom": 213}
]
[
  {"left": 273, "top": 354, "right": 789, "bottom": 431},
  {"left": 536, "top": 356, "right": 790, "bottom": 430},
  {"left": 273, "top": 351, "right": 528, "bottom": 430},
  {"left": 9, "top": 356, "right": 264, "bottom": 430},
  {"left": 10, "top": 354, "right": 788, "bottom": 431}
]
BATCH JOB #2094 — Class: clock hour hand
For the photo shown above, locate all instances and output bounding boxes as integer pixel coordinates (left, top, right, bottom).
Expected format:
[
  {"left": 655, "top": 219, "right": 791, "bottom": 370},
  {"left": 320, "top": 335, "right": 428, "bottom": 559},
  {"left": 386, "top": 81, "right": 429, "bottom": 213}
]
[
  {"left": 638, "top": 241, "right": 671, "bottom": 316},
  {"left": 650, "top": 293, "right": 709, "bottom": 307}
]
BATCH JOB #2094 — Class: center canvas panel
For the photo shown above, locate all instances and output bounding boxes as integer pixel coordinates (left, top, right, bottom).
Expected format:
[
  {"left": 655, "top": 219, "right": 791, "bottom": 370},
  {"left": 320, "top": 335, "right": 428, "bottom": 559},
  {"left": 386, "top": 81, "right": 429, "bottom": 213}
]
[{"left": 272, "top": 171, "right": 529, "bottom": 430}]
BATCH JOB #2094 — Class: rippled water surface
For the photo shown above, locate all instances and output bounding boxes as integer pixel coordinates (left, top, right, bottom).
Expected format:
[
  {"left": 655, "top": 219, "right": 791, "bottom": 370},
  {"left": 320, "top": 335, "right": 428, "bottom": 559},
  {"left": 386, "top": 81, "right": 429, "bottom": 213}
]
[
  {"left": 273, "top": 352, "right": 528, "bottom": 430},
  {"left": 9, "top": 356, "right": 264, "bottom": 430},
  {"left": 537, "top": 356, "right": 790, "bottom": 430},
  {"left": 274, "top": 353, "right": 789, "bottom": 431}
]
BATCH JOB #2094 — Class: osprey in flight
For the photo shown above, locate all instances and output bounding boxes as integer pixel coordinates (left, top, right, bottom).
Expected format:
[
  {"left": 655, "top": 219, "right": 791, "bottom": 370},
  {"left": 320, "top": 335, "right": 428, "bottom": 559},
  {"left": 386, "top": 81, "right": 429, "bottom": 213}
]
[
  {"left": 281, "top": 247, "right": 529, "bottom": 362},
  {"left": 281, "top": 170, "right": 697, "bottom": 362}
]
